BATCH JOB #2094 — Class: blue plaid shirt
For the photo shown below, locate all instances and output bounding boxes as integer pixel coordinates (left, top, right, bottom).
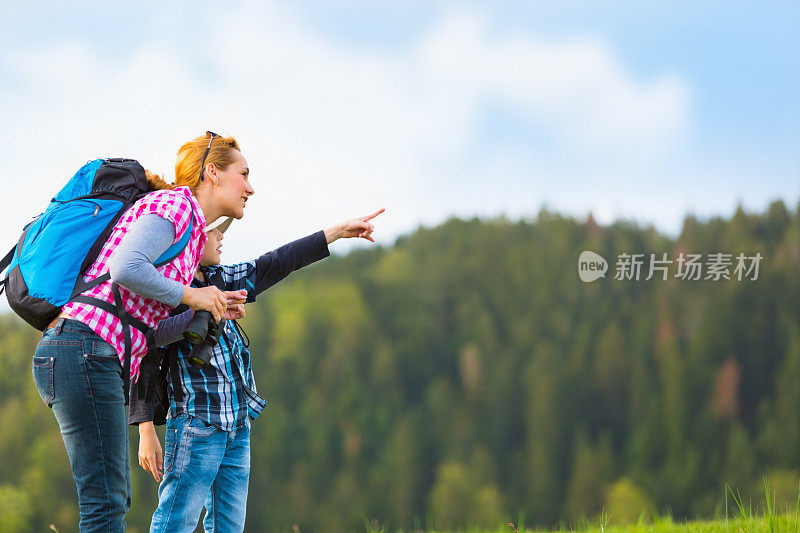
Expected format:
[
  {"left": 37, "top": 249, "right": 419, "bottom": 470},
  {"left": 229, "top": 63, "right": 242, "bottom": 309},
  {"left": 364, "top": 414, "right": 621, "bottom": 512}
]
[
  {"left": 168, "top": 273, "right": 267, "bottom": 431},
  {"left": 130, "top": 230, "right": 329, "bottom": 430}
]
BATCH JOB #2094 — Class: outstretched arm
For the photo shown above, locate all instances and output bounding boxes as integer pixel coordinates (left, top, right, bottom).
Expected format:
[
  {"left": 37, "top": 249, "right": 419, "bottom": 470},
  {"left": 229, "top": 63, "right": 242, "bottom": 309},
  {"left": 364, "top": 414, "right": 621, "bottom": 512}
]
[{"left": 217, "top": 209, "right": 386, "bottom": 302}]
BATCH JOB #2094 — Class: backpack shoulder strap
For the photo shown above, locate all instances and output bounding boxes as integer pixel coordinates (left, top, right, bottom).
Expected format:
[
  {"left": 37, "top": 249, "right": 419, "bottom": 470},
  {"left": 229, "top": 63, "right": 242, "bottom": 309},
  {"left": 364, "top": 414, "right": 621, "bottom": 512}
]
[
  {"left": 168, "top": 342, "right": 184, "bottom": 403},
  {"left": 0, "top": 245, "right": 16, "bottom": 274},
  {"left": 0, "top": 245, "right": 17, "bottom": 296},
  {"left": 153, "top": 207, "right": 195, "bottom": 268}
]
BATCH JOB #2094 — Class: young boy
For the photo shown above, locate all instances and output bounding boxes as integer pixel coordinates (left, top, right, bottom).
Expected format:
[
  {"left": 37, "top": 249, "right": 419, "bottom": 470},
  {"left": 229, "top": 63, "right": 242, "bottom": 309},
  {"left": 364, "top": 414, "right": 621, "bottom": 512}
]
[{"left": 131, "top": 209, "right": 383, "bottom": 532}]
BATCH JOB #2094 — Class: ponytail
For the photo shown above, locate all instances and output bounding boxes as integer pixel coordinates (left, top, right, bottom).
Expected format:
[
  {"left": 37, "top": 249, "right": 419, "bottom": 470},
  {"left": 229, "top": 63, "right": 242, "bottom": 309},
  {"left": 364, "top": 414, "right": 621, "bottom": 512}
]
[{"left": 145, "top": 169, "right": 174, "bottom": 191}]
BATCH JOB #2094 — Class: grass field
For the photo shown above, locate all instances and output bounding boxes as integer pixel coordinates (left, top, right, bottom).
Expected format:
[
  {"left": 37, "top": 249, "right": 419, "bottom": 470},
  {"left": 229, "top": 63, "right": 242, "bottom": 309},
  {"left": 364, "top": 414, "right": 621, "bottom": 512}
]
[
  {"left": 362, "top": 480, "right": 800, "bottom": 533},
  {"left": 367, "top": 515, "right": 800, "bottom": 533}
]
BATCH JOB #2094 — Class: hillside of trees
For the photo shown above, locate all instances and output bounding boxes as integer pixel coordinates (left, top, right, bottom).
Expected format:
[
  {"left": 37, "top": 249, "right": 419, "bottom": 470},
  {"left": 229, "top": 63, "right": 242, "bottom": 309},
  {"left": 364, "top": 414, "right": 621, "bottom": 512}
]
[{"left": 1, "top": 200, "right": 799, "bottom": 532}]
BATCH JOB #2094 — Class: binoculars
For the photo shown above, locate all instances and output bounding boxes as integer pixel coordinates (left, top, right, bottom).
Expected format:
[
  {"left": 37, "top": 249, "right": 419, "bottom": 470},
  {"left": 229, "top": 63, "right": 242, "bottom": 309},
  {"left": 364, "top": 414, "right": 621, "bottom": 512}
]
[{"left": 183, "top": 310, "right": 223, "bottom": 367}]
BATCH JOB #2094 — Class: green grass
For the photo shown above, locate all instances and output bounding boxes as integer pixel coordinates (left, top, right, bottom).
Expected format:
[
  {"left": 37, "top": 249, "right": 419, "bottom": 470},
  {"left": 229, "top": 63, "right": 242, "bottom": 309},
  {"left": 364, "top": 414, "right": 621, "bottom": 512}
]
[
  {"left": 361, "top": 478, "right": 800, "bottom": 533},
  {"left": 364, "top": 515, "right": 800, "bottom": 533}
]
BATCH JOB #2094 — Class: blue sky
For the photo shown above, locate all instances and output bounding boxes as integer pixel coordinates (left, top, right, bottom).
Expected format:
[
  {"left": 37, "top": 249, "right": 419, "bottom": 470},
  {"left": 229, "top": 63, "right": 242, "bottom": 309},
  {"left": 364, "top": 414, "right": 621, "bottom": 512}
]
[
  {"left": 0, "top": 1, "right": 797, "bottom": 263},
  {"left": 294, "top": 1, "right": 800, "bottom": 155}
]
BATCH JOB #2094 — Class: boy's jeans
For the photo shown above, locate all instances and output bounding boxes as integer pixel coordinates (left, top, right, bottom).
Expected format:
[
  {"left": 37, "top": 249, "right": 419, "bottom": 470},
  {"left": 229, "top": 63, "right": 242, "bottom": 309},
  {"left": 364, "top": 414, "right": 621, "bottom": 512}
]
[
  {"left": 32, "top": 318, "right": 131, "bottom": 532},
  {"left": 150, "top": 413, "right": 251, "bottom": 533}
]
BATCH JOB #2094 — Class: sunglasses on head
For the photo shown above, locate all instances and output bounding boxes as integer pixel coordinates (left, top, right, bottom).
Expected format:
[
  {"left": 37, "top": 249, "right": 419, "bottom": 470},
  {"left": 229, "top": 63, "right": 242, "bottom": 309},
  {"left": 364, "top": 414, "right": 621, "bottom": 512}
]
[{"left": 199, "top": 131, "right": 218, "bottom": 182}]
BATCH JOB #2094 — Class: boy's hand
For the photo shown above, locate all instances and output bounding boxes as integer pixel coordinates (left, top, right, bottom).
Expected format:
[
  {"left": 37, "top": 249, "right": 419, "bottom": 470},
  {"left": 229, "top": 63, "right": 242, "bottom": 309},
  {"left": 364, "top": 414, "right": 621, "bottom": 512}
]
[
  {"left": 325, "top": 208, "right": 385, "bottom": 244},
  {"left": 138, "top": 422, "right": 163, "bottom": 482},
  {"left": 223, "top": 289, "right": 247, "bottom": 320}
]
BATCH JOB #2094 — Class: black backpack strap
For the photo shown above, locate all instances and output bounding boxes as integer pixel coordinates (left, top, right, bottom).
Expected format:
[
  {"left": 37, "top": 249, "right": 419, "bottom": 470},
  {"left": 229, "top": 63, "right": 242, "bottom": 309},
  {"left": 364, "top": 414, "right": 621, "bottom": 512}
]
[
  {"left": 0, "top": 245, "right": 16, "bottom": 273},
  {"left": 168, "top": 342, "right": 184, "bottom": 403},
  {"left": 137, "top": 330, "right": 158, "bottom": 400},
  {"left": 146, "top": 346, "right": 170, "bottom": 403},
  {"left": 70, "top": 295, "right": 150, "bottom": 334},
  {"left": 0, "top": 245, "right": 17, "bottom": 296},
  {"left": 149, "top": 342, "right": 176, "bottom": 404},
  {"left": 111, "top": 282, "right": 133, "bottom": 403},
  {"left": 75, "top": 272, "right": 111, "bottom": 296}
]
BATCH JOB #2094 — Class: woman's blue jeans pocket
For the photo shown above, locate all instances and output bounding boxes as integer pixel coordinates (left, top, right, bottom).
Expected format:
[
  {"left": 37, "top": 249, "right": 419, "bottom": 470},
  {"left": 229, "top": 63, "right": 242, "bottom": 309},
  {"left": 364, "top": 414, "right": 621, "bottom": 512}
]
[
  {"left": 32, "top": 355, "right": 55, "bottom": 407},
  {"left": 33, "top": 336, "right": 82, "bottom": 407},
  {"left": 84, "top": 338, "right": 118, "bottom": 361}
]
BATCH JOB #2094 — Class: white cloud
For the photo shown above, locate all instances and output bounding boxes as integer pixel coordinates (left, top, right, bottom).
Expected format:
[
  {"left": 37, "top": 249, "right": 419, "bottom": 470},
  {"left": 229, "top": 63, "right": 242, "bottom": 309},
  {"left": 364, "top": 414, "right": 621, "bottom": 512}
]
[
  {"left": 0, "top": 2, "right": 692, "bottom": 268},
  {"left": 417, "top": 10, "right": 688, "bottom": 158}
]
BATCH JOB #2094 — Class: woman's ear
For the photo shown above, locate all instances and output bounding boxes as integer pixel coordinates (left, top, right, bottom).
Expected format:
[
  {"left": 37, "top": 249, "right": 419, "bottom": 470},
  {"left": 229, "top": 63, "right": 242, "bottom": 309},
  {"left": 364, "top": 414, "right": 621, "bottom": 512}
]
[{"left": 204, "top": 161, "right": 218, "bottom": 184}]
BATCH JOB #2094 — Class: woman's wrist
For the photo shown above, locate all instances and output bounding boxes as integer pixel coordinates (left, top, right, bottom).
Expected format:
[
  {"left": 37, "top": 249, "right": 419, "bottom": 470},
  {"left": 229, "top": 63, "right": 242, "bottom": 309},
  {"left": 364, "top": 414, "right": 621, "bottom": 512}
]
[
  {"left": 180, "top": 286, "right": 195, "bottom": 308},
  {"left": 139, "top": 421, "right": 156, "bottom": 434}
]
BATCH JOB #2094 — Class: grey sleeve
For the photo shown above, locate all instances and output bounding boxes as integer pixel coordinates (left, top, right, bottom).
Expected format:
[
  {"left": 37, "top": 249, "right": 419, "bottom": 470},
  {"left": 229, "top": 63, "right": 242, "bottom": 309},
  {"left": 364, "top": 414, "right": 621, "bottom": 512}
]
[
  {"left": 108, "top": 214, "right": 187, "bottom": 308},
  {"left": 153, "top": 309, "right": 194, "bottom": 347}
]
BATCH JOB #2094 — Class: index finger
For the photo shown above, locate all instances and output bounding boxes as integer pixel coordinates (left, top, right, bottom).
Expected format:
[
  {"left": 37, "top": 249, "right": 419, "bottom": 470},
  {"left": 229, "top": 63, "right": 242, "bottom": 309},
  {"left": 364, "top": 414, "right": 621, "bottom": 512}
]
[
  {"left": 362, "top": 208, "right": 385, "bottom": 222},
  {"left": 225, "top": 291, "right": 247, "bottom": 301}
]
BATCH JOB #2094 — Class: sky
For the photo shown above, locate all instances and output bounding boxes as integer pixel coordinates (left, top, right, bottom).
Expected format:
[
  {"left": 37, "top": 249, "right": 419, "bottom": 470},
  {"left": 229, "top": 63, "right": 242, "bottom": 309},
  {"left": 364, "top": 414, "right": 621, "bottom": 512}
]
[{"left": 0, "top": 1, "right": 797, "bottom": 265}]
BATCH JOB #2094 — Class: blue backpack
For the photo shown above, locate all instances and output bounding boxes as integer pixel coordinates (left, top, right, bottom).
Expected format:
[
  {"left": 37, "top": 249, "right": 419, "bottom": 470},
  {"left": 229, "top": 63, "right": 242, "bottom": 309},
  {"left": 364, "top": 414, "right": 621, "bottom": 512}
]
[{"left": 0, "top": 158, "right": 193, "bottom": 400}]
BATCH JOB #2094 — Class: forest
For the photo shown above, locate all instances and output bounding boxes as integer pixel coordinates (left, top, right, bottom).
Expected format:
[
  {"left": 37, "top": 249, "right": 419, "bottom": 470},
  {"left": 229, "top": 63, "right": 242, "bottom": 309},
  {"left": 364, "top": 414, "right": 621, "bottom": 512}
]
[{"left": 1, "top": 200, "right": 799, "bottom": 532}]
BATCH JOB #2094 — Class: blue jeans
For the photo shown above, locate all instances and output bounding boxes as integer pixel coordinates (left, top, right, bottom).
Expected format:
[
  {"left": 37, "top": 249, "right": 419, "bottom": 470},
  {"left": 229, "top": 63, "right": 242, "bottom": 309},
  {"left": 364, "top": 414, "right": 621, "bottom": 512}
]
[
  {"left": 151, "top": 413, "right": 251, "bottom": 532},
  {"left": 32, "top": 318, "right": 131, "bottom": 532}
]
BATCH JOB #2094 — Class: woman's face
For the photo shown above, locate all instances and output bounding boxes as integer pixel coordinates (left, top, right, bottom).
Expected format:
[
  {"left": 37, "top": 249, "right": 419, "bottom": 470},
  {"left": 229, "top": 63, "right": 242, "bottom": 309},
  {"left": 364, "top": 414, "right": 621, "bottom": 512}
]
[
  {"left": 214, "top": 149, "right": 254, "bottom": 219},
  {"left": 200, "top": 228, "right": 223, "bottom": 266}
]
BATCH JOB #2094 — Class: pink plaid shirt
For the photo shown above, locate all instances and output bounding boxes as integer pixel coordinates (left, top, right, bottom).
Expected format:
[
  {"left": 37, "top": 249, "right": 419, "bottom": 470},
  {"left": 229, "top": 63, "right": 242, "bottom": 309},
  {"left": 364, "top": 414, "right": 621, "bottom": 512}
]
[{"left": 61, "top": 186, "right": 207, "bottom": 381}]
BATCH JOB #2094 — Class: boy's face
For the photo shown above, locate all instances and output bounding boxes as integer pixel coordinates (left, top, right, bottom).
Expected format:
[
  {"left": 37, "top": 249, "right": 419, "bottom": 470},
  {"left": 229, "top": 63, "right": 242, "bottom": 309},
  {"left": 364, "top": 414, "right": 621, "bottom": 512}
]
[{"left": 200, "top": 228, "right": 223, "bottom": 266}]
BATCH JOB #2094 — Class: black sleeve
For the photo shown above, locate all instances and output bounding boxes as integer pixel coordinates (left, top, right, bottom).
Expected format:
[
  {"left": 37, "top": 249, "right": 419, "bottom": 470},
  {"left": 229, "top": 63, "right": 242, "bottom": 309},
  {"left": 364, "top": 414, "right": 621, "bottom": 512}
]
[{"left": 220, "top": 230, "right": 330, "bottom": 302}]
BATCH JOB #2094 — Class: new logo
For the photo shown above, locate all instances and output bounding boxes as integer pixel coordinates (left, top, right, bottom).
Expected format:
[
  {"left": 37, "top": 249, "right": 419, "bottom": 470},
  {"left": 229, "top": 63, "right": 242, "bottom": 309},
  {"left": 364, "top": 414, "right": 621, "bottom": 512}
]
[{"left": 578, "top": 251, "right": 608, "bottom": 282}]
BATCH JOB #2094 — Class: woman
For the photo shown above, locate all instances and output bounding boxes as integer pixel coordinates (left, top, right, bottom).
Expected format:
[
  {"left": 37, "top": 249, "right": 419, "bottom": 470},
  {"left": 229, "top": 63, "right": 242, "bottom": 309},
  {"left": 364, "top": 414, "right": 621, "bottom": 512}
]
[{"left": 31, "top": 132, "right": 251, "bottom": 531}]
